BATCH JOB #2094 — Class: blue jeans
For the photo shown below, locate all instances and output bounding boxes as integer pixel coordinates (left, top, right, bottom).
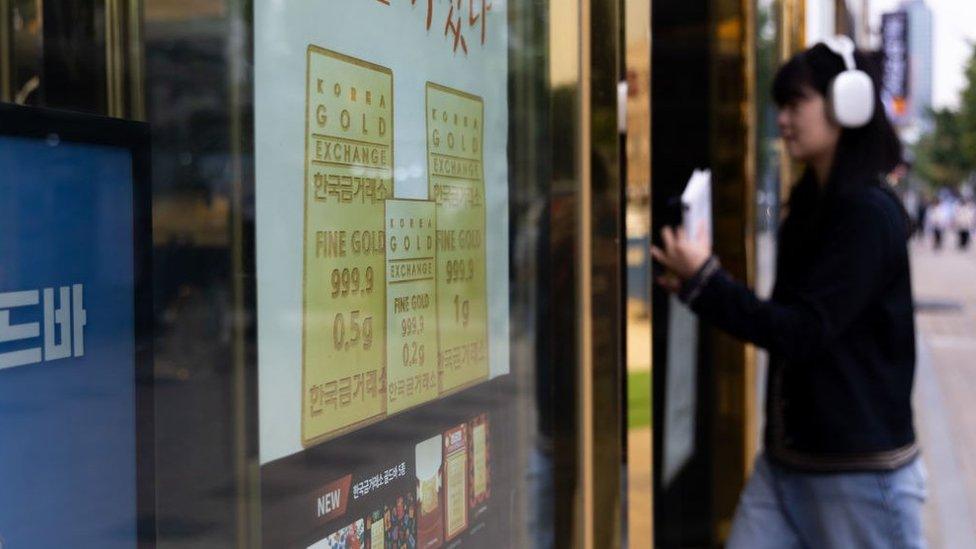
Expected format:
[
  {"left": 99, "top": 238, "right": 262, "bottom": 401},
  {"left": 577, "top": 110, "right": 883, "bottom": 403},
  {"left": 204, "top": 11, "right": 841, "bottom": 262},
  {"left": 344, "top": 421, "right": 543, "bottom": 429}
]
[{"left": 727, "top": 454, "right": 927, "bottom": 549}]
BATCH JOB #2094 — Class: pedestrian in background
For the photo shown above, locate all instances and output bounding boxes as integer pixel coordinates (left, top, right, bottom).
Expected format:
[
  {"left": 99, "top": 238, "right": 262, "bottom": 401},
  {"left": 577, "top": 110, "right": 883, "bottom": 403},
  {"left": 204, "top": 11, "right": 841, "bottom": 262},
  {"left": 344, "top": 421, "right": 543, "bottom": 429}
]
[
  {"left": 652, "top": 38, "right": 924, "bottom": 549},
  {"left": 929, "top": 196, "right": 950, "bottom": 251},
  {"left": 955, "top": 199, "right": 976, "bottom": 250},
  {"left": 915, "top": 193, "right": 928, "bottom": 240}
]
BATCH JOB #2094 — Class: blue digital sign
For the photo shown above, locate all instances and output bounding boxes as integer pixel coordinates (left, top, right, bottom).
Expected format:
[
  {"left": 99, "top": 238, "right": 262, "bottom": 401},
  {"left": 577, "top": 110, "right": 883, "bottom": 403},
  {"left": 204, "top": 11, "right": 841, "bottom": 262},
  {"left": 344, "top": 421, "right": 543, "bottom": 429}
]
[{"left": 0, "top": 134, "right": 138, "bottom": 548}]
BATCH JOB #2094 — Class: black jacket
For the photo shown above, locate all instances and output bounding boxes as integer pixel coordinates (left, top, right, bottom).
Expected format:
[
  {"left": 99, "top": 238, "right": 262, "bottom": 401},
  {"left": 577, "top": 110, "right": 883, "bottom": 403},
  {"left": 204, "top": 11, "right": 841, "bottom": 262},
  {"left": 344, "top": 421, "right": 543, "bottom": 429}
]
[{"left": 683, "top": 182, "right": 917, "bottom": 471}]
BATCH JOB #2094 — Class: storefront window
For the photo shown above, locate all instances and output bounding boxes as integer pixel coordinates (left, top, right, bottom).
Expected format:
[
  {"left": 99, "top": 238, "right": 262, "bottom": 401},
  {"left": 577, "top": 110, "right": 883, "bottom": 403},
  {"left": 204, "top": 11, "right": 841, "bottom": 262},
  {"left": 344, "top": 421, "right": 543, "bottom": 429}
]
[
  {"left": 0, "top": 0, "right": 611, "bottom": 546},
  {"left": 254, "top": 2, "right": 529, "bottom": 546}
]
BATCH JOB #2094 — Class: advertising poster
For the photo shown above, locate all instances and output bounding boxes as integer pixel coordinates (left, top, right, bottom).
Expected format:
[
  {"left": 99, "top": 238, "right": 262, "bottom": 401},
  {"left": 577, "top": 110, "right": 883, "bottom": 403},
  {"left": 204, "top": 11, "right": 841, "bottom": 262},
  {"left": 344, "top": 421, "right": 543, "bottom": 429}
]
[
  {"left": 443, "top": 424, "right": 469, "bottom": 540},
  {"left": 469, "top": 413, "right": 491, "bottom": 507},
  {"left": 415, "top": 434, "right": 444, "bottom": 549},
  {"left": 0, "top": 109, "right": 151, "bottom": 548},
  {"left": 255, "top": 1, "right": 512, "bottom": 547}
]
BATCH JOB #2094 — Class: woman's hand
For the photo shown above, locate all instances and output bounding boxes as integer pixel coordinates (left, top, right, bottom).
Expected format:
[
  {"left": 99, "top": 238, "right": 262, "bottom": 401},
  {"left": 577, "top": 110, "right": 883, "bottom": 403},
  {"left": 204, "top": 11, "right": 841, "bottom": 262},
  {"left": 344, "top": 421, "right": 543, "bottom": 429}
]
[{"left": 650, "top": 224, "right": 712, "bottom": 293}]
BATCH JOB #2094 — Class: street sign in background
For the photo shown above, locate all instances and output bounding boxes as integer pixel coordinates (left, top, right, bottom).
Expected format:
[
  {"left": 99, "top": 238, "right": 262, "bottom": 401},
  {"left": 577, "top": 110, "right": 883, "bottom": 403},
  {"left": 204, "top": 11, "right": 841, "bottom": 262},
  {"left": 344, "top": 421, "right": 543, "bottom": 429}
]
[{"left": 882, "top": 11, "right": 910, "bottom": 120}]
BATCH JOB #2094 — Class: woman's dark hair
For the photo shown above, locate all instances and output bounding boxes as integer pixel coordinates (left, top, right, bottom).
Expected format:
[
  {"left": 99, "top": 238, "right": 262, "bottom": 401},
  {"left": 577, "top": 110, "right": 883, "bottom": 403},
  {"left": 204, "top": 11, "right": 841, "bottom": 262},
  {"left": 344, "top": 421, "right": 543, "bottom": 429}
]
[
  {"left": 772, "top": 43, "right": 908, "bottom": 242},
  {"left": 773, "top": 44, "right": 905, "bottom": 214}
]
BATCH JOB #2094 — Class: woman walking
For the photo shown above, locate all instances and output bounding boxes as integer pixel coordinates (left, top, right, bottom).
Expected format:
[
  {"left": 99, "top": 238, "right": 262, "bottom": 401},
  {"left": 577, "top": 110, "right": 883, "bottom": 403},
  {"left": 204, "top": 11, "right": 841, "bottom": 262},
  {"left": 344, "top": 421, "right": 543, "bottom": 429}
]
[{"left": 652, "top": 37, "right": 925, "bottom": 548}]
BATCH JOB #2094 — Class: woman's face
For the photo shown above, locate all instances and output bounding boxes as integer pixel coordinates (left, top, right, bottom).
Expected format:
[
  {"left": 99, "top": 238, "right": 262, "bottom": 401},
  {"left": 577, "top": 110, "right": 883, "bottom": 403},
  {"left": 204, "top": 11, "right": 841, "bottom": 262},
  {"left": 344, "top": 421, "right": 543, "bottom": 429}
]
[{"left": 777, "top": 87, "right": 841, "bottom": 164}]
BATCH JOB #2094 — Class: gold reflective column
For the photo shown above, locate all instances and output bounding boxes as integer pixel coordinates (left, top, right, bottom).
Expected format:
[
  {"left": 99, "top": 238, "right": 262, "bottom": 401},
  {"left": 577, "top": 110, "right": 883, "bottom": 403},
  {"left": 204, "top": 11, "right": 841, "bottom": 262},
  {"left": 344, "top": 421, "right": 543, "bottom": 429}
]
[
  {"left": 584, "top": 0, "right": 625, "bottom": 545},
  {"left": 710, "top": 0, "right": 804, "bottom": 543},
  {"left": 709, "top": 0, "right": 757, "bottom": 541},
  {"left": 550, "top": 0, "right": 624, "bottom": 545},
  {"left": 624, "top": 0, "right": 653, "bottom": 544},
  {"left": 100, "top": 0, "right": 146, "bottom": 119},
  {"left": 0, "top": 0, "right": 10, "bottom": 101},
  {"left": 779, "top": 0, "right": 806, "bottom": 194}
]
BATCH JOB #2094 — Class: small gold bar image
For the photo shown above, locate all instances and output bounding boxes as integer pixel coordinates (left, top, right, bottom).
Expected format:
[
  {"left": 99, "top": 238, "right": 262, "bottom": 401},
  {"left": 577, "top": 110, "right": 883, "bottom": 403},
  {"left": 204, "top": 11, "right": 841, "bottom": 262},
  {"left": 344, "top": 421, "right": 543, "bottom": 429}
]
[
  {"left": 302, "top": 46, "right": 393, "bottom": 446},
  {"left": 385, "top": 199, "right": 439, "bottom": 413}
]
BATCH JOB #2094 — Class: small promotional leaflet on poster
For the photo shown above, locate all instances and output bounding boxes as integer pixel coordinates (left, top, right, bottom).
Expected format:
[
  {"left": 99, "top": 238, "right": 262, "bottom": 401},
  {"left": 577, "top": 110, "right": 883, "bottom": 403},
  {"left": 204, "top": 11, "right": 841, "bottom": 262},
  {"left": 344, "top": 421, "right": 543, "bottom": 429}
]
[{"left": 262, "top": 411, "right": 496, "bottom": 548}]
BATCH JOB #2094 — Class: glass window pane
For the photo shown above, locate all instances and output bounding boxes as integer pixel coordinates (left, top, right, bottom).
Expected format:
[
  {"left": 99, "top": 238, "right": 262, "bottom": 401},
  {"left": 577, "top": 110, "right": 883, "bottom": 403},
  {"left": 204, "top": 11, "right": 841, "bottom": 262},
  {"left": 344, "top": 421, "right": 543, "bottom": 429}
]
[{"left": 1, "top": 1, "right": 586, "bottom": 546}]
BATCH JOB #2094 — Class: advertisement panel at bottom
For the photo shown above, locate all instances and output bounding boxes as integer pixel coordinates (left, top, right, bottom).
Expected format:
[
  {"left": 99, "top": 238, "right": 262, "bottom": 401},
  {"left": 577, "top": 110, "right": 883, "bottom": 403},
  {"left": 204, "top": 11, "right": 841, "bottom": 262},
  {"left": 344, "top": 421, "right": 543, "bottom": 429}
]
[{"left": 261, "top": 381, "right": 512, "bottom": 549}]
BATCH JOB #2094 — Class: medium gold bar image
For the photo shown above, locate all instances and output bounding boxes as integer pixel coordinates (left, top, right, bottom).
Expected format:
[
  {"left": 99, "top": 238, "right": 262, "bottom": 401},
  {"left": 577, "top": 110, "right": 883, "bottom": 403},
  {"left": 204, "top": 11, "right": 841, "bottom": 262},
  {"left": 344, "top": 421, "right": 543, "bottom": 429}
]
[{"left": 302, "top": 46, "right": 394, "bottom": 446}]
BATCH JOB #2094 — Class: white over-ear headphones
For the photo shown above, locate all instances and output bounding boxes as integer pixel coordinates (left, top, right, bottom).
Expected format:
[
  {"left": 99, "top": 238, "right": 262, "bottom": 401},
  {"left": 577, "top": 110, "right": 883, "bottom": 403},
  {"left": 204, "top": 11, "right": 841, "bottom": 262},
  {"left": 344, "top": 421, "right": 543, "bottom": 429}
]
[{"left": 822, "top": 35, "right": 875, "bottom": 128}]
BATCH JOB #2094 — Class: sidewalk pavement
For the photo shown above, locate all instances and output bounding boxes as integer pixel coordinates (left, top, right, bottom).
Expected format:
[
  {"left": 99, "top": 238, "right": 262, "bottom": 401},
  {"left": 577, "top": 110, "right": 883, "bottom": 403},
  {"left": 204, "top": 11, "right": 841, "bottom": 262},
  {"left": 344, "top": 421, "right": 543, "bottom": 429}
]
[
  {"left": 910, "top": 239, "right": 976, "bottom": 548},
  {"left": 626, "top": 308, "right": 652, "bottom": 548}
]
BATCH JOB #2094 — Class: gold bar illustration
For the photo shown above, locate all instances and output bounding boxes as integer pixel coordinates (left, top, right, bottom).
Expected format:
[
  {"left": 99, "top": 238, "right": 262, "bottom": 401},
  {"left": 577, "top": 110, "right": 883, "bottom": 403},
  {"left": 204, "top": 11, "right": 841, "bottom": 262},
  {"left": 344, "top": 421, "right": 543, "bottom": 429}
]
[
  {"left": 302, "top": 46, "right": 393, "bottom": 446},
  {"left": 385, "top": 199, "right": 439, "bottom": 413},
  {"left": 425, "top": 82, "right": 489, "bottom": 394}
]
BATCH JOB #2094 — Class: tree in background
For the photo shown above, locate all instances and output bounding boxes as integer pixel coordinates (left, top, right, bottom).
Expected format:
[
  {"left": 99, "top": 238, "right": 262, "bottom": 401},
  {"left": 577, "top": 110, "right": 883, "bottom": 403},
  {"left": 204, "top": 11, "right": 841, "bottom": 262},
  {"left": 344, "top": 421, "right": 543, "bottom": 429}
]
[
  {"left": 914, "top": 108, "right": 971, "bottom": 189},
  {"left": 959, "top": 42, "right": 976, "bottom": 171},
  {"left": 913, "top": 42, "right": 976, "bottom": 190}
]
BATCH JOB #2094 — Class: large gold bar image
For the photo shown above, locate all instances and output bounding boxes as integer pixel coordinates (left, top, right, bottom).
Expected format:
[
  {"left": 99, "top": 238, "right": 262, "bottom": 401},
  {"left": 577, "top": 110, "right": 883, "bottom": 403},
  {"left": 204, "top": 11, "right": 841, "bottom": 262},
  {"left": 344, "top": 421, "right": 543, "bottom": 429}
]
[
  {"left": 425, "top": 82, "right": 489, "bottom": 394},
  {"left": 302, "top": 46, "right": 393, "bottom": 446}
]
